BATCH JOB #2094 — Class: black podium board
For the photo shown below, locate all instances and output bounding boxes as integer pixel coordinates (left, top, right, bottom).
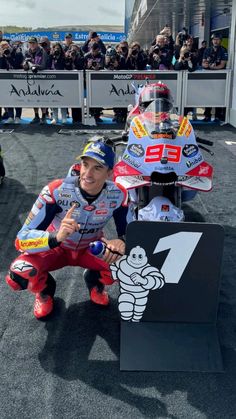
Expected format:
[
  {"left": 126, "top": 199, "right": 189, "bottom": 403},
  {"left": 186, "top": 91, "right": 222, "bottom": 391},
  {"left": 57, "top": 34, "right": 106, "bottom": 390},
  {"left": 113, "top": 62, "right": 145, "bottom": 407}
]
[{"left": 119, "top": 221, "right": 224, "bottom": 372}]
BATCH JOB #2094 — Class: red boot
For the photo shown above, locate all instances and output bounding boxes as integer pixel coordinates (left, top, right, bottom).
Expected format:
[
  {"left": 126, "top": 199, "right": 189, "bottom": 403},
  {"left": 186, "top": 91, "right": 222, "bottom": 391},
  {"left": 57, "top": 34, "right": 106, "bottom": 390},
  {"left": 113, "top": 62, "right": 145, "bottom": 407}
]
[
  {"left": 34, "top": 293, "right": 54, "bottom": 319},
  {"left": 90, "top": 287, "right": 109, "bottom": 306}
]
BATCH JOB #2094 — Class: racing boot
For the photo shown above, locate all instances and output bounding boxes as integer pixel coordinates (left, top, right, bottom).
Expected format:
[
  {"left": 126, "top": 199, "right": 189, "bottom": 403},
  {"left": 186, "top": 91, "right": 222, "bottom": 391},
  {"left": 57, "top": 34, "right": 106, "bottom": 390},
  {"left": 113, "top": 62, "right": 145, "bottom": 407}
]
[
  {"left": 90, "top": 287, "right": 109, "bottom": 306},
  {"left": 83, "top": 269, "right": 110, "bottom": 306},
  {"left": 34, "top": 293, "right": 54, "bottom": 319},
  {"left": 33, "top": 273, "right": 56, "bottom": 319}
]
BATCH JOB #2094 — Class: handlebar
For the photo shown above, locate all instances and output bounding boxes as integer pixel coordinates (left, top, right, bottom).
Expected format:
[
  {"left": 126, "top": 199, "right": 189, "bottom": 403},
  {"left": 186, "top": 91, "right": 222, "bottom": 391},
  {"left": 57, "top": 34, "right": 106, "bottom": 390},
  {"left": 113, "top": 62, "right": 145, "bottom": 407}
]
[
  {"left": 196, "top": 137, "right": 214, "bottom": 146},
  {"left": 108, "top": 133, "right": 128, "bottom": 147}
]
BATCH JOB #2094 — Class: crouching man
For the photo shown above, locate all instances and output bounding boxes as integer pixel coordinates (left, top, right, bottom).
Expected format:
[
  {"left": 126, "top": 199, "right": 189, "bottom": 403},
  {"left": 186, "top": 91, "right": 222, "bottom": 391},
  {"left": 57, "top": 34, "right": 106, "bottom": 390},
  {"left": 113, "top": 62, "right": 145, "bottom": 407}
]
[{"left": 6, "top": 139, "right": 127, "bottom": 319}]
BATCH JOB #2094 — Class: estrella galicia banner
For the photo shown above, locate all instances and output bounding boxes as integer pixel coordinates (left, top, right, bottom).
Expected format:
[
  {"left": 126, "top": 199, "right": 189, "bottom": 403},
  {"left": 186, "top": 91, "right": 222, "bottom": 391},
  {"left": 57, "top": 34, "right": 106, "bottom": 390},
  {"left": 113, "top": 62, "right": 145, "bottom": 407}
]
[
  {"left": 0, "top": 70, "right": 83, "bottom": 108},
  {"left": 4, "top": 31, "right": 126, "bottom": 43}
]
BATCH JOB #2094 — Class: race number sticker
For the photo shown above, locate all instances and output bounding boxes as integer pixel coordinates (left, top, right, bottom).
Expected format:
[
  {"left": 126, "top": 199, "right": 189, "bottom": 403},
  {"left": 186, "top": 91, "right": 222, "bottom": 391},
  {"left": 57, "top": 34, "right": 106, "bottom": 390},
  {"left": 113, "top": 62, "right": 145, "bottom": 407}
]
[{"left": 144, "top": 144, "right": 182, "bottom": 163}]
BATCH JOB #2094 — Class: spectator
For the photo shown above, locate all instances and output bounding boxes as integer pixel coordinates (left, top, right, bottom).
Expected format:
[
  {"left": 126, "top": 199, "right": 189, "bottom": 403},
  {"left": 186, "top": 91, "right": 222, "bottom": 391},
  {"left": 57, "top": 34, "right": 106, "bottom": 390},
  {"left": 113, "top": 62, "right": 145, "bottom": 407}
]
[
  {"left": 116, "top": 41, "right": 130, "bottom": 69},
  {"left": 63, "top": 33, "right": 73, "bottom": 52},
  {"left": 198, "top": 40, "right": 207, "bottom": 67},
  {"left": 174, "top": 27, "right": 189, "bottom": 59},
  {"left": 49, "top": 43, "right": 67, "bottom": 124},
  {"left": 202, "top": 32, "right": 228, "bottom": 122},
  {"left": 82, "top": 31, "right": 106, "bottom": 55},
  {"left": 0, "top": 40, "right": 24, "bottom": 124},
  {"left": 84, "top": 42, "right": 105, "bottom": 123},
  {"left": 159, "top": 25, "right": 175, "bottom": 53},
  {"left": 174, "top": 44, "right": 198, "bottom": 119},
  {"left": 65, "top": 43, "right": 85, "bottom": 124},
  {"left": 39, "top": 36, "right": 52, "bottom": 120},
  {"left": 174, "top": 44, "right": 198, "bottom": 72},
  {"left": 126, "top": 41, "right": 148, "bottom": 70},
  {"left": 104, "top": 47, "right": 127, "bottom": 123},
  {"left": 149, "top": 35, "right": 173, "bottom": 70},
  {"left": 23, "top": 36, "right": 49, "bottom": 124}
]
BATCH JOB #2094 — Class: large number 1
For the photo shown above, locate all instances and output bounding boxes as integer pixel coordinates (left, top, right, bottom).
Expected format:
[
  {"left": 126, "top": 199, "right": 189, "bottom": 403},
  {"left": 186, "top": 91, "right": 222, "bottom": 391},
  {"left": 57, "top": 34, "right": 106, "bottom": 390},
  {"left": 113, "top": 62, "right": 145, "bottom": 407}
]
[{"left": 153, "top": 232, "right": 203, "bottom": 284}]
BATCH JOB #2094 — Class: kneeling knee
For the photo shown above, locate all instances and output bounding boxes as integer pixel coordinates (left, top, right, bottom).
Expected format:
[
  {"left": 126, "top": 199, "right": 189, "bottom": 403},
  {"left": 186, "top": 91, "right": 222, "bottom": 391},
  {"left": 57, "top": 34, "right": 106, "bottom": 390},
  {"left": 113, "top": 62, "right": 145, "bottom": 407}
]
[{"left": 6, "top": 271, "right": 28, "bottom": 291}]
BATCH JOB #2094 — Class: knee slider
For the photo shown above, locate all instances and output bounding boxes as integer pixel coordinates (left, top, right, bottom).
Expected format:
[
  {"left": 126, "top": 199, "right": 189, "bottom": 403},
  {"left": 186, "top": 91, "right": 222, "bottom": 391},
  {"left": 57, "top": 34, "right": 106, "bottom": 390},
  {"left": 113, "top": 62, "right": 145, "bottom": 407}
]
[{"left": 6, "top": 271, "right": 28, "bottom": 291}]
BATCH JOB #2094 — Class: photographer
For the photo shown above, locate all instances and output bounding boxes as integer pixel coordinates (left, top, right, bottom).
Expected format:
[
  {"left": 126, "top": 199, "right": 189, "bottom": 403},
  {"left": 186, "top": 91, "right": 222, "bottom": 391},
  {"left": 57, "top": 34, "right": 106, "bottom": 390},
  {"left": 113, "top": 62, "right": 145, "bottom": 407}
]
[
  {"left": 64, "top": 44, "right": 84, "bottom": 124},
  {"left": 202, "top": 33, "right": 228, "bottom": 122},
  {"left": 84, "top": 43, "right": 105, "bottom": 123},
  {"left": 23, "top": 36, "right": 49, "bottom": 124},
  {"left": 104, "top": 47, "right": 127, "bottom": 123},
  {"left": 49, "top": 43, "right": 67, "bottom": 124},
  {"left": 116, "top": 41, "right": 130, "bottom": 69},
  {"left": 126, "top": 42, "right": 148, "bottom": 70},
  {"left": 149, "top": 35, "right": 173, "bottom": 70},
  {"left": 64, "top": 43, "right": 84, "bottom": 71},
  {"left": 159, "top": 25, "right": 174, "bottom": 53},
  {"left": 174, "top": 27, "right": 189, "bottom": 59},
  {"left": 174, "top": 44, "right": 198, "bottom": 119},
  {"left": 0, "top": 40, "right": 24, "bottom": 124},
  {"left": 82, "top": 31, "right": 106, "bottom": 55},
  {"left": 104, "top": 46, "right": 120, "bottom": 70},
  {"left": 174, "top": 45, "right": 198, "bottom": 72}
]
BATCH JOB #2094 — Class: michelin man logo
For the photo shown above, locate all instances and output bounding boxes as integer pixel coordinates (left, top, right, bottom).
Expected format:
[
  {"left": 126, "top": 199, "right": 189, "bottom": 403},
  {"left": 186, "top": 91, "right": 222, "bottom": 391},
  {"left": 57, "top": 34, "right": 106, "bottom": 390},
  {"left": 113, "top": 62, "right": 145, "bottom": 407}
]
[{"left": 110, "top": 246, "right": 165, "bottom": 322}]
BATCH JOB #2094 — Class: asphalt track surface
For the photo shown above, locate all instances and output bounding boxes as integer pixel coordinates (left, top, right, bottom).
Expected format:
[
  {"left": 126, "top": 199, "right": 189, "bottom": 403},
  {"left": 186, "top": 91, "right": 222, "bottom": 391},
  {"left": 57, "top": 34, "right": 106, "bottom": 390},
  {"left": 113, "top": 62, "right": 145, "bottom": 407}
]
[{"left": 0, "top": 122, "right": 235, "bottom": 419}]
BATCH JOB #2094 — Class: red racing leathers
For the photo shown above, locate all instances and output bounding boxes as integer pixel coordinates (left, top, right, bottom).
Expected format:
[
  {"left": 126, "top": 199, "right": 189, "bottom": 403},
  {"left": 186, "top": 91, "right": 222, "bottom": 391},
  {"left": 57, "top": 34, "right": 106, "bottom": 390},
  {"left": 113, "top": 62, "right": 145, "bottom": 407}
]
[{"left": 6, "top": 174, "right": 128, "bottom": 294}]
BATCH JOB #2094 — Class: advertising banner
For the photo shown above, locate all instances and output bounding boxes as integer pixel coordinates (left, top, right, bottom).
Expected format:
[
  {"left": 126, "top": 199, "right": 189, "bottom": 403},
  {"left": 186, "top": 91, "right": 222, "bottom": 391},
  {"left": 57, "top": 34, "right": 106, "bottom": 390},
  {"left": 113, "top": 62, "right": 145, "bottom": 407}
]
[
  {"left": 0, "top": 70, "right": 84, "bottom": 108},
  {"left": 86, "top": 70, "right": 181, "bottom": 108}
]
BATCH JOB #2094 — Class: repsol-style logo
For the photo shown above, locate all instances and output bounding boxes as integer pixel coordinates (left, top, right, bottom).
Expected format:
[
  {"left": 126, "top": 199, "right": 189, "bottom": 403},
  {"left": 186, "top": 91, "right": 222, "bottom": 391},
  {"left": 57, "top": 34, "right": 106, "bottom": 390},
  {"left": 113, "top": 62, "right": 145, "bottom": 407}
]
[
  {"left": 128, "top": 144, "right": 144, "bottom": 158},
  {"left": 186, "top": 155, "right": 203, "bottom": 168},
  {"left": 182, "top": 144, "right": 199, "bottom": 158}
]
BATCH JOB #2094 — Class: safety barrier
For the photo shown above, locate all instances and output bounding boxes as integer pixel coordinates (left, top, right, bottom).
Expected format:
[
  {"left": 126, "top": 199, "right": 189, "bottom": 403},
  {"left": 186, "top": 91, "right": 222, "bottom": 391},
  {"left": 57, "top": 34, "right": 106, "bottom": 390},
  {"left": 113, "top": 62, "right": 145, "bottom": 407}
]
[
  {"left": 0, "top": 69, "right": 85, "bottom": 120},
  {"left": 85, "top": 70, "right": 182, "bottom": 110},
  {"left": 181, "top": 70, "right": 232, "bottom": 122},
  {"left": 0, "top": 69, "right": 232, "bottom": 123}
]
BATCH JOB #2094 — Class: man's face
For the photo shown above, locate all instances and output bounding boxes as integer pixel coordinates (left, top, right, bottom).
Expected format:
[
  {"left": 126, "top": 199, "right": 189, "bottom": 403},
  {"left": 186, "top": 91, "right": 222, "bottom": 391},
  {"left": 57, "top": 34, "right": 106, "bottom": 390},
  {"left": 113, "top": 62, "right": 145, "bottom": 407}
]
[
  {"left": 65, "top": 37, "right": 72, "bottom": 46},
  {"left": 212, "top": 38, "right": 221, "bottom": 48},
  {"left": 80, "top": 157, "right": 112, "bottom": 195},
  {"left": 28, "top": 41, "right": 38, "bottom": 51},
  {"left": 92, "top": 48, "right": 99, "bottom": 56}
]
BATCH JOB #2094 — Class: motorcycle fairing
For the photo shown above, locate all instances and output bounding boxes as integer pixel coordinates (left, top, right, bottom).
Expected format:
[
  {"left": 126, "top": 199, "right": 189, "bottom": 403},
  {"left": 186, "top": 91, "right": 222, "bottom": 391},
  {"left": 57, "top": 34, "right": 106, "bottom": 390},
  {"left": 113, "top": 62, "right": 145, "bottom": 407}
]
[{"left": 114, "top": 115, "right": 213, "bottom": 191}]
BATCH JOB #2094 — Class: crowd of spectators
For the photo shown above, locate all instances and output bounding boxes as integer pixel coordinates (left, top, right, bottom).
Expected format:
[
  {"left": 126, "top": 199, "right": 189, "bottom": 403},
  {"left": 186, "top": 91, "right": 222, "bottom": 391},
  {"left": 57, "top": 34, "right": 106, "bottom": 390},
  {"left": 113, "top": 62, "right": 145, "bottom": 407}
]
[{"left": 0, "top": 27, "right": 228, "bottom": 124}]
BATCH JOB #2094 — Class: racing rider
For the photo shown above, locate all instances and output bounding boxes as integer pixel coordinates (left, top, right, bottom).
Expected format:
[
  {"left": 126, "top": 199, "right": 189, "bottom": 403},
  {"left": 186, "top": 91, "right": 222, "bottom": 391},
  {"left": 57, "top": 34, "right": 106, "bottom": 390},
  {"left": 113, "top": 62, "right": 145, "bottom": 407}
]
[{"left": 5, "top": 139, "right": 128, "bottom": 319}]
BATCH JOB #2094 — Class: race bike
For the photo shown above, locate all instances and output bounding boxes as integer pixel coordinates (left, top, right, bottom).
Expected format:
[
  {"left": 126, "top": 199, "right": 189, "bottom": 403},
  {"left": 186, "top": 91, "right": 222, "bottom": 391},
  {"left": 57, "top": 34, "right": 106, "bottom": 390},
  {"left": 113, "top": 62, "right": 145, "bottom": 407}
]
[{"left": 109, "top": 87, "right": 214, "bottom": 222}]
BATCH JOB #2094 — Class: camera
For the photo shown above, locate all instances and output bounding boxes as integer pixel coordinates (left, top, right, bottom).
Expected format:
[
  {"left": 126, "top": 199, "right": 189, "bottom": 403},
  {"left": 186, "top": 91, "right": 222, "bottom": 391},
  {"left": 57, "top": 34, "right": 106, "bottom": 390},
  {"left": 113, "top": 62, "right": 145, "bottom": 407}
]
[
  {"left": 178, "top": 27, "right": 188, "bottom": 45},
  {"left": 131, "top": 48, "right": 139, "bottom": 56},
  {"left": 3, "top": 49, "right": 11, "bottom": 56},
  {"left": 183, "top": 51, "right": 190, "bottom": 59},
  {"left": 53, "top": 49, "right": 61, "bottom": 59},
  {"left": 23, "top": 57, "right": 38, "bottom": 74},
  {"left": 152, "top": 45, "right": 160, "bottom": 54}
]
